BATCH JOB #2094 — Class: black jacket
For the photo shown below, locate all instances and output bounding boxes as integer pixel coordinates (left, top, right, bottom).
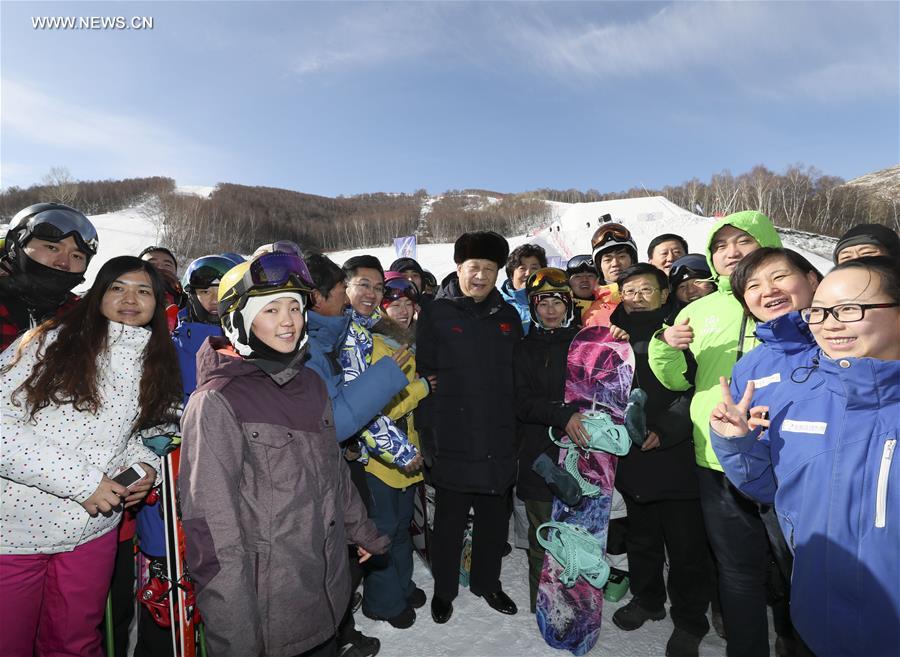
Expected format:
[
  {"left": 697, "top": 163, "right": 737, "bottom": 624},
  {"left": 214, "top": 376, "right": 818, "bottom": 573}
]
[
  {"left": 415, "top": 277, "right": 523, "bottom": 495},
  {"left": 513, "top": 324, "right": 580, "bottom": 502},
  {"left": 610, "top": 304, "right": 698, "bottom": 502}
]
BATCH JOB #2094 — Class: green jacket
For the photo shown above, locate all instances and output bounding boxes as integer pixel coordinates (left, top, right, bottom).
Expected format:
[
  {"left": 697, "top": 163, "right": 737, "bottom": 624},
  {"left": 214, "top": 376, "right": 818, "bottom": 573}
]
[{"left": 648, "top": 211, "right": 781, "bottom": 471}]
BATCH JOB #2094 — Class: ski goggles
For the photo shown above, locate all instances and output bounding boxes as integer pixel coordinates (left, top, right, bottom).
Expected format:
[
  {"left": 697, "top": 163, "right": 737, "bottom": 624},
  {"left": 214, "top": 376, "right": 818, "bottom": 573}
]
[
  {"left": 218, "top": 252, "right": 315, "bottom": 315},
  {"left": 566, "top": 254, "right": 598, "bottom": 277},
  {"left": 590, "top": 222, "right": 630, "bottom": 251},
  {"left": 23, "top": 207, "right": 99, "bottom": 255},
  {"left": 526, "top": 267, "right": 570, "bottom": 294},
  {"left": 381, "top": 277, "right": 420, "bottom": 307}
]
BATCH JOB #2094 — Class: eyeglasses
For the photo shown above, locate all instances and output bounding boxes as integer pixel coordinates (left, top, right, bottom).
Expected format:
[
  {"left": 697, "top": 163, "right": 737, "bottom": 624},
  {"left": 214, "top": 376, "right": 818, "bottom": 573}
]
[
  {"left": 621, "top": 287, "right": 660, "bottom": 299},
  {"left": 590, "top": 222, "right": 630, "bottom": 250},
  {"left": 348, "top": 281, "right": 385, "bottom": 295},
  {"left": 800, "top": 303, "right": 899, "bottom": 324}
]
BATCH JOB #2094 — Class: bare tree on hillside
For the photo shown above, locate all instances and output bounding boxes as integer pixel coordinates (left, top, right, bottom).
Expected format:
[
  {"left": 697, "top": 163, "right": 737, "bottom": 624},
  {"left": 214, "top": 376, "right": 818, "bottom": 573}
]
[{"left": 41, "top": 166, "right": 79, "bottom": 206}]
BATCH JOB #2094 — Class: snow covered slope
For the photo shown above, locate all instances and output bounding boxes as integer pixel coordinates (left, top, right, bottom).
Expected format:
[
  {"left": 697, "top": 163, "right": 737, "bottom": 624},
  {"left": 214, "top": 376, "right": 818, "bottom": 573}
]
[{"left": 333, "top": 196, "right": 833, "bottom": 281}]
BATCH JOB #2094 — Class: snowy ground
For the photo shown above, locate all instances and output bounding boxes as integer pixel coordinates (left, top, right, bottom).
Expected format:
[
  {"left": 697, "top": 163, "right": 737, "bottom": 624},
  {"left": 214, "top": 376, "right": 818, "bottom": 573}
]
[{"left": 357, "top": 536, "right": 775, "bottom": 657}]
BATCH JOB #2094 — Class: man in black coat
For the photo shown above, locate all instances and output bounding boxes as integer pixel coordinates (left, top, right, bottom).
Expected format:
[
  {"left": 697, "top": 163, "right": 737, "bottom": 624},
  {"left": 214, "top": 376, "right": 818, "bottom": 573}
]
[
  {"left": 416, "top": 231, "right": 523, "bottom": 624},
  {"left": 609, "top": 263, "right": 711, "bottom": 657}
]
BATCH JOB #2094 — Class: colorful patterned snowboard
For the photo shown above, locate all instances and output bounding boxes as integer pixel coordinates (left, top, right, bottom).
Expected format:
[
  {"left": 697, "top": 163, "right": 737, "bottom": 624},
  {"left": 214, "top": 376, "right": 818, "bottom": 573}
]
[{"left": 536, "top": 325, "right": 634, "bottom": 655}]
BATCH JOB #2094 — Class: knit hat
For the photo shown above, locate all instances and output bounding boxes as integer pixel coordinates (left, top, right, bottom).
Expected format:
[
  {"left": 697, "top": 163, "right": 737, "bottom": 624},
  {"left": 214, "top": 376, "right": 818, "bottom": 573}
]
[
  {"left": 225, "top": 292, "right": 306, "bottom": 357},
  {"left": 833, "top": 223, "right": 900, "bottom": 264},
  {"left": 453, "top": 231, "right": 509, "bottom": 266},
  {"left": 389, "top": 257, "right": 425, "bottom": 277}
]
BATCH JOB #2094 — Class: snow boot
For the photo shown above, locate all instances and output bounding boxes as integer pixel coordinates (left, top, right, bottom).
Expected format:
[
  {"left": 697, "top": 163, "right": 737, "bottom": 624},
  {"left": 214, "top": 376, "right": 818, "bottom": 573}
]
[
  {"left": 611, "top": 598, "right": 666, "bottom": 631},
  {"left": 532, "top": 453, "right": 582, "bottom": 507},
  {"left": 665, "top": 627, "right": 703, "bottom": 657}
]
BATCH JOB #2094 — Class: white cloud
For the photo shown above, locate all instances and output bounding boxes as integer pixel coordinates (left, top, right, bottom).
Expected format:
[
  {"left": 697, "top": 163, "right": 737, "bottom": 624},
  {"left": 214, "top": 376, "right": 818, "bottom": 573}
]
[
  {"left": 497, "top": 2, "right": 898, "bottom": 102},
  {"left": 0, "top": 79, "right": 226, "bottom": 185}
]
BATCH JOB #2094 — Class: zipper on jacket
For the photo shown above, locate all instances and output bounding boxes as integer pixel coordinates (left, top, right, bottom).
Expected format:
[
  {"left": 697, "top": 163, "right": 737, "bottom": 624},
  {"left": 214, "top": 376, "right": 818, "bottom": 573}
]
[{"left": 875, "top": 439, "right": 895, "bottom": 529}]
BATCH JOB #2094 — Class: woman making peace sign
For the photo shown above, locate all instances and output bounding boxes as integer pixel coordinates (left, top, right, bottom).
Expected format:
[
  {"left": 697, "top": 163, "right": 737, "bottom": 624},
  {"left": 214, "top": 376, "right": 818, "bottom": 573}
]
[{"left": 710, "top": 256, "right": 900, "bottom": 657}]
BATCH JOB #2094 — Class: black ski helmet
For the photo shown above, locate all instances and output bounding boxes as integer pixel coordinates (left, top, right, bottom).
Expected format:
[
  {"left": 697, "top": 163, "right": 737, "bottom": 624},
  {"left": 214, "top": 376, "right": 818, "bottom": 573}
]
[{"left": 4, "top": 202, "right": 99, "bottom": 263}]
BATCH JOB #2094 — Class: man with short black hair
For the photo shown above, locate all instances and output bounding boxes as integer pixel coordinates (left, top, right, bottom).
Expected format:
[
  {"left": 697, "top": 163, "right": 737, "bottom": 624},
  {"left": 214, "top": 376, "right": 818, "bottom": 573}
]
[{"left": 647, "top": 234, "right": 689, "bottom": 275}]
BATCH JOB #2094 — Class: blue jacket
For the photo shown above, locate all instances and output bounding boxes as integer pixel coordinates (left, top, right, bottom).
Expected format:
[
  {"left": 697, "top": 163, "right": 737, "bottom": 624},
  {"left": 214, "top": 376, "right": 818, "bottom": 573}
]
[
  {"left": 172, "top": 309, "right": 224, "bottom": 404},
  {"left": 730, "top": 311, "right": 816, "bottom": 411},
  {"left": 137, "top": 310, "right": 223, "bottom": 558},
  {"left": 712, "top": 355, "right": 900, "bottom": 657},
  {"left": 305, "top": 310, "right": 408, "bottom": 441},
  {"left": 500, "top": 279, "right": 531, "bottom": 336}
]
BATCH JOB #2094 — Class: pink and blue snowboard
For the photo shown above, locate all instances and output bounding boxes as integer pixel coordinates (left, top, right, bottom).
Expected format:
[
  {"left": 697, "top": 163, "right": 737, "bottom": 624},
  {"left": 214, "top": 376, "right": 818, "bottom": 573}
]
[{"left": 536, "top": 325, "right": 634, "bottom": 655}]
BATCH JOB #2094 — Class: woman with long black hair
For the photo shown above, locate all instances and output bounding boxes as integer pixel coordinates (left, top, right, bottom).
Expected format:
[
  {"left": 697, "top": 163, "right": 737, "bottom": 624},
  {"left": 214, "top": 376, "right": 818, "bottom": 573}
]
[{"left": 0, "top": 255, "right": 182, "bottom": 657}]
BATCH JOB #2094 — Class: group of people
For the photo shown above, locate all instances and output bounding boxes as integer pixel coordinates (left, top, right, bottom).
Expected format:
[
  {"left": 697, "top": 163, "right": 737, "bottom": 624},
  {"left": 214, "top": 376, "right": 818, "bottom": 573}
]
[{"left": 0, "top": 200, "right": 898, "bottom": 657}]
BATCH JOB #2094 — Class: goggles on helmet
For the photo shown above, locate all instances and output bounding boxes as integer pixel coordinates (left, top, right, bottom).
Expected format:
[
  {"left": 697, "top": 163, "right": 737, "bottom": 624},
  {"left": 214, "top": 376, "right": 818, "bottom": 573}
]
[
  {"left": 566, "top": 254, "right": 598, "bottom": 277},
  {"left": 182, "top": 255, "right": 236, "bottom": 291},
  {"left": 218, "top": 252, "right": 315, "bottom": 316},
  {"left": 381, "top": 277, "right": 420, "bottom": 307},
  {"left": 16, "top": 206, "right": 99, "bottom": 256},
  {"left": 590, "top": 222, "right": 631, "bottom": 251},
  {"left": 526, "top": 267, "right": 570, "bottom": 297}
]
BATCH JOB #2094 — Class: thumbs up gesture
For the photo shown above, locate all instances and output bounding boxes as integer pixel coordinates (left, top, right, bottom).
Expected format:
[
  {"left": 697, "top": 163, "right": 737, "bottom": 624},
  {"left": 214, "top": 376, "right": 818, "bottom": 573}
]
[
  {"left": 662, "top": 317, "right": 694, "bottom": 350},
  {"left": 710, "top": 377, "right": 755, "bottom": 438}
]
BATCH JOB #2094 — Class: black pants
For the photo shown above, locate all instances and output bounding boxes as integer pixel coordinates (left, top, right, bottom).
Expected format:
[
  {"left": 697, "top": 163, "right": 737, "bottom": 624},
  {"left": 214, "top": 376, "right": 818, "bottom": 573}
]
[
  {"left": 622, "top": 493, "right": 711, "bottom": 638},
  {"left": 431, "top": 486, "right": 512, "bottom": 601},
  {"left": 337, "top": 459, "right": 370, "bottom": 643},
  {"left": 697, "top": 467, "right": 773, "bottom": 657},
  {"left": 101, "top": 538, "right": 135, "bottom": 657},
  {"left": 523, "top": 499, "right": 553, "bottom": 613}
]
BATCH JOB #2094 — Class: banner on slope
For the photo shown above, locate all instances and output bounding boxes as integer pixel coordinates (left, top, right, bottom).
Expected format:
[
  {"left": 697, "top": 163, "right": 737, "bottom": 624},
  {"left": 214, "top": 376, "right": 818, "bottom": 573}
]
[{"left": 394, "top": 235, "right": 417, "bottom": 260}]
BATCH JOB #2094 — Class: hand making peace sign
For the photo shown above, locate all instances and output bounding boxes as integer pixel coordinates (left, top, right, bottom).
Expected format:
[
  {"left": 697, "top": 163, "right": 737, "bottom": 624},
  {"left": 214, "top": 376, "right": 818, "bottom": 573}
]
[{"left": 710, "top": 377, "right": 757, "bottom": 438}]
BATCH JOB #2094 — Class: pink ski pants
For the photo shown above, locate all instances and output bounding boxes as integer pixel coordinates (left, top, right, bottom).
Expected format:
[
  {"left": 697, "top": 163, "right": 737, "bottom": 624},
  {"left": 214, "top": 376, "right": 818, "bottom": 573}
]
[{"left": 0, "top": 530, "right": 118, "bottom": 657}]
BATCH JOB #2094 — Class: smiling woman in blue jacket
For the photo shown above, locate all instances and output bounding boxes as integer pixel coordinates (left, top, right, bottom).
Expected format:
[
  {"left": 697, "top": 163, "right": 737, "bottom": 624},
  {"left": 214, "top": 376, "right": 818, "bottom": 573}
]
[{"left": 710, "top": 257, "right": 900, "bottom": 657}]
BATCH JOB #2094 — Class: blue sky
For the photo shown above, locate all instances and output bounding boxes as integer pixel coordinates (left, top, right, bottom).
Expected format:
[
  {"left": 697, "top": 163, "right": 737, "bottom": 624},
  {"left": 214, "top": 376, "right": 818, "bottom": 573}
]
[{"left": 2, "top": 1, "right": 898, "bottom": 197}]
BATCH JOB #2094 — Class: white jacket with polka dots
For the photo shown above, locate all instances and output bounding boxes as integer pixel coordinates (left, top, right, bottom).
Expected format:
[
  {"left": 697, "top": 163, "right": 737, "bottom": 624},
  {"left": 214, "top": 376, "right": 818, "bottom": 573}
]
[{"left": 1, "top": 323, "right": 162, "bottom": 554}]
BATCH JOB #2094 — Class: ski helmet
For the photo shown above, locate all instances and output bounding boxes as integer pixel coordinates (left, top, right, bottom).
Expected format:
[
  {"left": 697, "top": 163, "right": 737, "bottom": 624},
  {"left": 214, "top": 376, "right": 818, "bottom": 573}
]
[
  {"left": 525, "top": 267, "right": 575, "bottom": 329},
  {"left": 181, "top": 255, "right": 236, "bottom": 292},
  {"left": 565, "top": 254, "right": 599, "bottom": 278},
  {"left": 590, "top": 222, "right": 637, "bottom": 269},
  {"left": 220, "top": 252, "right": 246, "bottom": 266},
  {"left": 4, "top": 203, "right": 98, "bottom": 262},
  {"left": 668, "top": 253, "right": 713, "bottom": 291},
  {"left": 381, "top": 272, "right": 420, "bottom": 310},
  {"left": 217, "top": 251, "right": 316, "bottom": 356}
]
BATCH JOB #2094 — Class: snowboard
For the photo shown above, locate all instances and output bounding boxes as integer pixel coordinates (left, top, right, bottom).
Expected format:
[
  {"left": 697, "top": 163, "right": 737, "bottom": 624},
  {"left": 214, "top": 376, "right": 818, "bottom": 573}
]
[
  {"left": 161, "top": 448, "right": 199, "bottom": 657},
  {"left": 535, "top": 325, "right": 634, "bottom": 656}
]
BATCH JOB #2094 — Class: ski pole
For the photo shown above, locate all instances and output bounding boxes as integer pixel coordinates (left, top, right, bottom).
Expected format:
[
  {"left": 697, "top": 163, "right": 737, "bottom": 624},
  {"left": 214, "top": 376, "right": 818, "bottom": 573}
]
[
  {"left": 198, "top": 622, "right": 209, "bottom": 657},
  {"left": 104, "top": 592, "right": 114, "bottom": 657}
]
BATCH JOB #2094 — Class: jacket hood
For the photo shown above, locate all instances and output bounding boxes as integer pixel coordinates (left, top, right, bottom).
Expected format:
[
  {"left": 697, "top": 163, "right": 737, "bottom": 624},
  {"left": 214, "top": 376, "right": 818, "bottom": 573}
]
[
  {"left": 371, "top": 315, "right": 416, "bottom": 346},
  {"left": 705, "top": 211, "right": 782, "bottom": 288},
  {"left": 307, "top": 310, "right": 351, "bottom": 352},
  {"left": 195, "top": 336, "right": 309, "bottom": 389},
  {"left": 754, "top": 311, "right": 814, "bottom": 356}
]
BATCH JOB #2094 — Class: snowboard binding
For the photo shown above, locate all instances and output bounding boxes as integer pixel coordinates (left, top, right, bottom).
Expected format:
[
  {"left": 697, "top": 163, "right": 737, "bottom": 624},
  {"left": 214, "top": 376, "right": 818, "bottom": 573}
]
[
  {"left": 537, "top": 521, "right": 611, "bottom": 589},
  {"left": 548, "top": 394, "right": 631, "bottom": 457}
]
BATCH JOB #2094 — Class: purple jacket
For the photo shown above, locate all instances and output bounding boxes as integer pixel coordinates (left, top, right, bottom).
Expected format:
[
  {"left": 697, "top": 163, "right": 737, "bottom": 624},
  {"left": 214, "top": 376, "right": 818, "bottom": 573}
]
[{"left": 179, "top": 338, "right": 388, "bottom": 657}]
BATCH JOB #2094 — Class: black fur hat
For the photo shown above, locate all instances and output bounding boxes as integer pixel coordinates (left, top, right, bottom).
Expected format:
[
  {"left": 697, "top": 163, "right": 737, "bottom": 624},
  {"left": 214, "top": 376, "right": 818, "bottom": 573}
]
[{"left": 453, "top": 231, "right": 509, "bottom": 266}]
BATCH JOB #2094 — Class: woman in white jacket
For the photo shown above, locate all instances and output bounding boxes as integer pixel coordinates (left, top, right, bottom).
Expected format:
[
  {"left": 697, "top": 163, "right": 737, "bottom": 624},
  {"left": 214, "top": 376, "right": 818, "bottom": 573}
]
[{"left": 0, "top": 255, "right": 182, "bottom": 657}]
